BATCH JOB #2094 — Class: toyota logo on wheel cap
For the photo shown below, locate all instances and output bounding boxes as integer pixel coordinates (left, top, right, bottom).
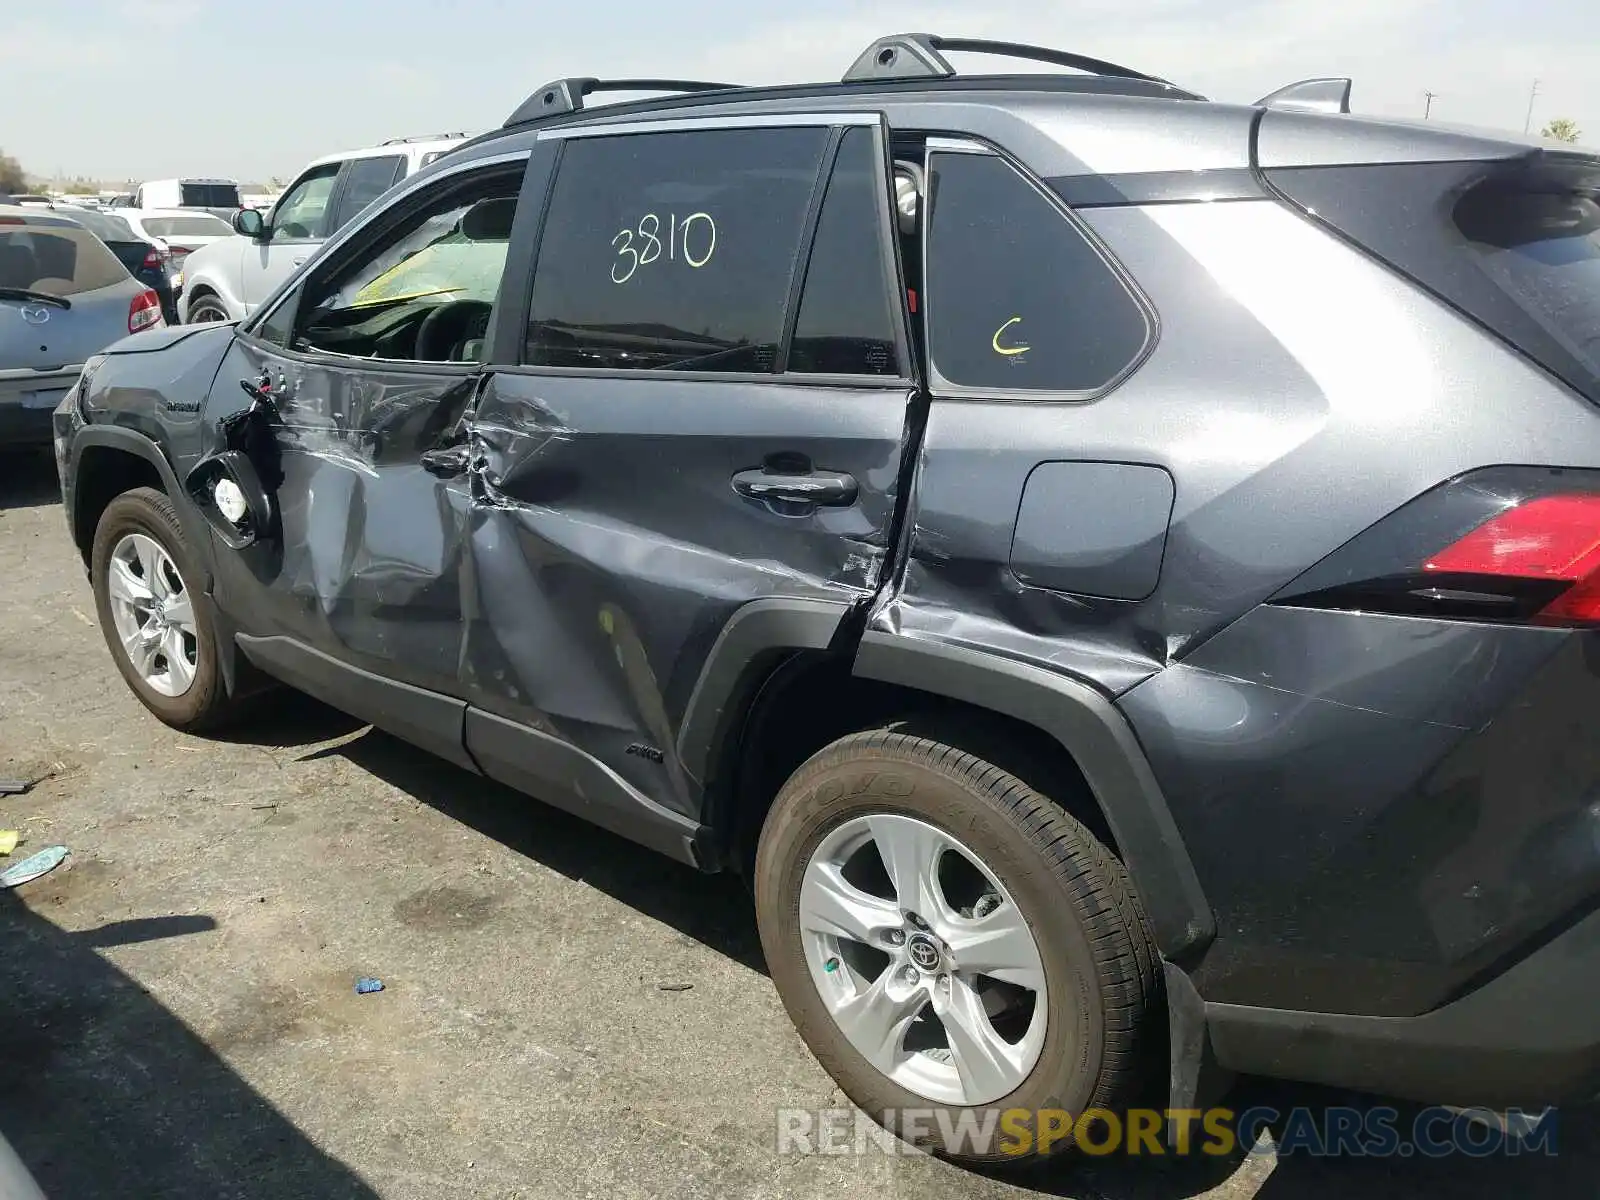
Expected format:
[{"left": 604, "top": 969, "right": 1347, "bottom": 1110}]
[
  {"left": 907, "top": 935, "right": 942, "bottom": 971},
  {"left": 20, "top": 304, "right": 50, "bottom": 325}
]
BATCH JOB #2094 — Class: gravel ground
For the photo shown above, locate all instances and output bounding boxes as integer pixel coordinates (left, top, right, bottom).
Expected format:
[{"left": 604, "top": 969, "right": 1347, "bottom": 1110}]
[{"left": 1, "top": 448, "right": 1593, "bottom": 1199}]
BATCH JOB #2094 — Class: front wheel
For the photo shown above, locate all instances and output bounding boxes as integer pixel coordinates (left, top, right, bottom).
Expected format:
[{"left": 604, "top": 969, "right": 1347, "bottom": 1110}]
[
  {"left": 184, "top": 292, "right": 232, "bottom": 323},
  {"left": 91, "top": 487, "right": 240, "bottom": 730},
  {"left": 754, "top": 728, "right": 1160, "bottom": 1164}
]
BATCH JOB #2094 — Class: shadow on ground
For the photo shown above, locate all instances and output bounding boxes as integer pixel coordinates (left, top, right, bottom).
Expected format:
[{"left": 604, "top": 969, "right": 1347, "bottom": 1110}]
[
  {"left": 0, "top": 888, "right": 376, "bottom": 1199},
  {"left": 0, "top": 449, "right": 61, "bottom": 512},
  {"left": 227, "top": 697, "right": 1600, "bottom": 1198},
  {"left": 267, "top": 694, "right": 766, "bottom": 975}
]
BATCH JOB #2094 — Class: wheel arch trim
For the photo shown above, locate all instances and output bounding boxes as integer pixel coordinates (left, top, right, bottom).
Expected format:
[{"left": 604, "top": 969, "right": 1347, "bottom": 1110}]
[
  {"left": 851, "top": 631, "right": 1214, "bottom": 959},
  {"left": 676, "top": 596, "right": 851, "bottom": 790},
  {"left": 71, "top": 426, "right": 218, "bottom": 598}
]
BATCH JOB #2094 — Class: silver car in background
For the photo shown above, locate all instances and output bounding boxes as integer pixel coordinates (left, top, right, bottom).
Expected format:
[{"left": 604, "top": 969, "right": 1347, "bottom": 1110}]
[{"left": 1, "top": 204, "right": 164, "bottom": 445}]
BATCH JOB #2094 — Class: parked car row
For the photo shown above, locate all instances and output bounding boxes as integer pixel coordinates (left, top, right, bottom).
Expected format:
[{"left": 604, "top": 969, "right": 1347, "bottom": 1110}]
[{"left": 4, "top": 135, "right": 470, "bottom": 448}]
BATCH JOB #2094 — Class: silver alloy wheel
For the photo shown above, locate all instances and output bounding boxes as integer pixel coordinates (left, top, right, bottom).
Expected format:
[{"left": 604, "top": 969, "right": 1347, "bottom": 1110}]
[
  {"left": 799, "top": 813, "right": 1049, "bottom": 1106},
  {"left": 188, "top": 298, "right": 227, "bottom": 323},
  {"left": 105, "top": 533, "right": 199, "bottom": 697}
]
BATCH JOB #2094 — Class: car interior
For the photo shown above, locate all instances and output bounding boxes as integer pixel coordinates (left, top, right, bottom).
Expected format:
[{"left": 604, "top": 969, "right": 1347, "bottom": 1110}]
[{"left": 290, "top": 173, "right": 522, "bottom": 365}]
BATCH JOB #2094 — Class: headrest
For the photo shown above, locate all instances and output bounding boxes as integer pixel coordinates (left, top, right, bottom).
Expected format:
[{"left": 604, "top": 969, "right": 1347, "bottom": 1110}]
[{"left": 461, "top": 197, "right": 516, "bottom": 241}]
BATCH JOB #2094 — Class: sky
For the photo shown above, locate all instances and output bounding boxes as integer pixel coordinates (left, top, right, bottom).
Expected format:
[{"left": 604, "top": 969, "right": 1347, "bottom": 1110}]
[{"left": 4, "top": 0, "right": 1598, "bottom": 183}]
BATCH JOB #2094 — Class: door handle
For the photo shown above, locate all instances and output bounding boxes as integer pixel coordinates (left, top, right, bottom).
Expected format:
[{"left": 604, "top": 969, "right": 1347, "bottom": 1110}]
[
  {"left": 420, "top": 443, "right": 471, "bottom": 478},
  {"left": 292, "top": 256, "right": 308, "bottom": 267},
  {"left": 732, "top": 467, "right": 857, "bottom": 509}
]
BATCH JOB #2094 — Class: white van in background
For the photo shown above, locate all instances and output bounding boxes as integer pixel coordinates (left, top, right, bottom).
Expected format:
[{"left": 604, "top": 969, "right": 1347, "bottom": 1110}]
[
  {"left": 132, "top": 178, "right": 242, "bottom": 219},
  {"left": 178, "top": 134, "right": 469, "bottom": 323}
]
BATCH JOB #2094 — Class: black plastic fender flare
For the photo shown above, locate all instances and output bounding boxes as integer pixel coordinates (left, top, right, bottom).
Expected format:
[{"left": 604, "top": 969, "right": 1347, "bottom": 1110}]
[{"left": 852, "top": 630, "right": 1215, "bottom": 960}]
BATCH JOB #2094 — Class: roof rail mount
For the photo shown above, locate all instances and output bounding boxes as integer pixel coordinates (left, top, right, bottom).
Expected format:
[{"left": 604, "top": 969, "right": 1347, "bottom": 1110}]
[
  {"left": 842, "top": 32, "right": 1176, "bottom": 88},
  {"left": 504, "top": 78, "right": 739, "bottom": 128},
  {"left": 380, "top": 132, "right": 470, "bottom": 145},
  {"left": 1254, "top": 77, "right": 1352, "bottom": 115}
]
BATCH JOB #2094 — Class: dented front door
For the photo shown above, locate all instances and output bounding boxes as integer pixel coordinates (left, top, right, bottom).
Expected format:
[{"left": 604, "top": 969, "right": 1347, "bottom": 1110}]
[{"left": 203, "top": 333, "right": 479, "bottom": 698}]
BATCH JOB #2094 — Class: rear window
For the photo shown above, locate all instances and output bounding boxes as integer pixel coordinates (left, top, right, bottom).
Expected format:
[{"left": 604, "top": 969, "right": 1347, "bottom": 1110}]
[
  {"left": 142, "top": 214, "right": 232, "bottom": 237},
  {"left": 1456, "top": 189, "right": 1600, "bottom": 380},
  {"left": 180, "top": 182, "right": 240, "bottom": 208},
  {"left": 1267, "top": 157, "right": 1600, "bottom": 406},
  {"left": 0, "top": 227, "right": 128, "bottom": 295},
  {"left": 68, "top": 210, "right": 137, "bottom": 241}
]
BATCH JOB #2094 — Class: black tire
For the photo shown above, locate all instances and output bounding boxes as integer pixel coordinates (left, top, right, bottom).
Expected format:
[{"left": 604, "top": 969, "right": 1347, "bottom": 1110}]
[
  {"left": 184, "top": 292, "right": 231, "bottom": 324},
  {"left": 90, "top": 487, "right": 239, "bottom": 731},
  {"left": 755, "top": 727, "right": 1160, "bottom": 1165}
]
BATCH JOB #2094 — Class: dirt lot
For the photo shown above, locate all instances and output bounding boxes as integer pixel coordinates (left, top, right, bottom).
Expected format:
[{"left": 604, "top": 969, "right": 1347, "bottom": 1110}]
[{"left": 1, "top": 449, "right": 1594, "bottom": 1199}]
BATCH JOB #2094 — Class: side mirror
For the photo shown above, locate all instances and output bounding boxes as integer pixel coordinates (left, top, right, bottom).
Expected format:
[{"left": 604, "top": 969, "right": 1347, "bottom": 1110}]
[{"left": 233, "top": 208, "right": 266, "bottom": 239}]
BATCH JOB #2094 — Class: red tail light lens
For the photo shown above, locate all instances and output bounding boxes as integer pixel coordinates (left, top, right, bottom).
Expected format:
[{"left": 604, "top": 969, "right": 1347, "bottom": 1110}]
[
  {"left": 128, "top": 288, "right": 164, "bottom": 333},
  {"left": 141, "top": 244, "right": 171, "bottom": 270},
  {"left": 1426, "top": 494, "right": 1600, "bottom": 624}
]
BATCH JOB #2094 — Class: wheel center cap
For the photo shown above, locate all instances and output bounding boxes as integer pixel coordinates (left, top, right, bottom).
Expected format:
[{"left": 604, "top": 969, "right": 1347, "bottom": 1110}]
[{"left": 907, "top": 934, "right": 942, "bottom": 972}]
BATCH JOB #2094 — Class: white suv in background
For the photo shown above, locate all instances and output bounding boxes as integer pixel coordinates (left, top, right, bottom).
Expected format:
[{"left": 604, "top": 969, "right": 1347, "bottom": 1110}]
[{"left": 177, "top": 134, "right": 469, "bottom": 323}]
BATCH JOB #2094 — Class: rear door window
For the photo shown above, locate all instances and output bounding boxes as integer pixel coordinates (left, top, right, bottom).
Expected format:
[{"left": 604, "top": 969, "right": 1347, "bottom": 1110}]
[
  {"left": 331, "top": 155, "right": 408, "bottom": 230},
  {"left": 525, "top": 126, "right": 830, "bottom": 372},
  {"left": 787, "top": 127, "right": 902, "bottom": 376},
  {"left": 924, "top": 151, "right": 1150, "bottom": 393}
]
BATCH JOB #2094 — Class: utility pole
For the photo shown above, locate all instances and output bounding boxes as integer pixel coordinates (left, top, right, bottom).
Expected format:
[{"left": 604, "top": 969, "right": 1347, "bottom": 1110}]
[
  {"left": 1423, "top": 90, "right": 1438, "bottom": 119},
  {"left": 1524, "top": 79, "right": 1540, "bottom": 133}
]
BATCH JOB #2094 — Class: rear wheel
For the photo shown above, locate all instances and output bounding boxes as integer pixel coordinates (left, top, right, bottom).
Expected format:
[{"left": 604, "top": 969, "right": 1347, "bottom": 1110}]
[
  {"left": 755, "top": 727, "right": 1159, "bottom": 1164},
  {"left": 184, "top": 292, "right": 231, "bottom": 323},
  {"left": 91, "top": 487, "right": 240, "bottom": 730}
]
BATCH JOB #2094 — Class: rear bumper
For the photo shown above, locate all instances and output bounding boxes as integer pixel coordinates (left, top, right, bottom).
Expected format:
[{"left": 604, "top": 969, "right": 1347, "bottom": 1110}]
[
  {"left": 1207, "top": 906, "right": 1600, "bottom": 1107},
  {"left": 0, "top": 367, "right": 80, "bottom": 446}
]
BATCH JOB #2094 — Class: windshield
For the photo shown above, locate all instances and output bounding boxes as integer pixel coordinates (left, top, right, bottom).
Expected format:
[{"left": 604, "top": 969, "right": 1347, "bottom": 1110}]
[
  {"left": 67, "top": 210, "right": 137, "bottom": 242},
  {"left": 142, "top": 214, "right": 231, "bottom": 238},
  {"left": 0, "top": 227, "right": 128, "bottom": 295},
  {"left": 179, "top": 182, "right": 240, "bottom": 208},
  {"left": 1458, "top": 189, "right": 1600, "bottom": 377}
]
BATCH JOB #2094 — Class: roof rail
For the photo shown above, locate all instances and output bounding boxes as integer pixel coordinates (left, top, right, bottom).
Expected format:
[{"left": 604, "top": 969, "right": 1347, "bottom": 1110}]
[
  {"left": 842, "top": 32, "right": 1179, "bottom": 89},
  {"left": 380, "top": 131, "right": 471, "bottom": 145},
  {"left": 1253, "top": 77, "right": 1352, "bottom": 115},
  {"left": 504, "top": 78, "right": 740, "bottom": 128}
]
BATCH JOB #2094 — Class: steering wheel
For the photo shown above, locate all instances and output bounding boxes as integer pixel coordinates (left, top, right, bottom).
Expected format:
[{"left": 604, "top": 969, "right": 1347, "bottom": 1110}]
[{"left": 415, "top": 299, "right": 493, "bottom": 362}]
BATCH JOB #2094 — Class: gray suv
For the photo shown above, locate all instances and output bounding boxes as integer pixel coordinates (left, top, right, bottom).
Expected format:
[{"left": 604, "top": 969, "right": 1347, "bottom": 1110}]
[{"left": 51, "top": 33, "right": 1600, "bottom": 1163}]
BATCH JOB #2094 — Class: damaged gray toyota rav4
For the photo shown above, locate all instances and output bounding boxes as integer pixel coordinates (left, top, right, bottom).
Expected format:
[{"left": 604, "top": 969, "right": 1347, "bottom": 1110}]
[{"left": 52, "top": 33, "right": 1600, "bottom": 1163}]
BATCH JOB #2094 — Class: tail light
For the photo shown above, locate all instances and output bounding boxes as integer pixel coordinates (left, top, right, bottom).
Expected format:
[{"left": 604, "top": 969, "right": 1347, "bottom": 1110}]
[
  {"left": 141, "top": 244, "right": 171, "bottom": 270},
  {"left": 1274, "top": 467, "right": 1600, "bottom": 629},
  {"left": 1425, "top": 495, "right": 1600, "bottom": 625},
  {"left": 128, "top": 288, "right": 164, "bottom": 333}
]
